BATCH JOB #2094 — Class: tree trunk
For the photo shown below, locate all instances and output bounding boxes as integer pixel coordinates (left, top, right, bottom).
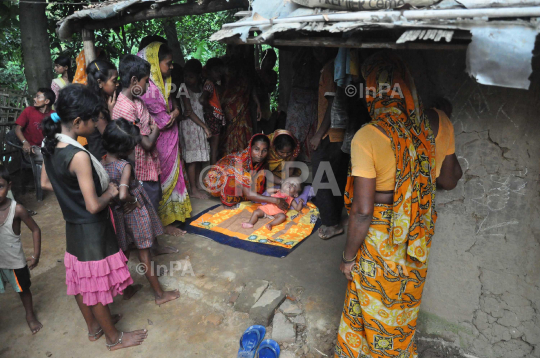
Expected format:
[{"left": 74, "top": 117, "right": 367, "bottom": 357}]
[
  {"left": 163, "top": 19, "right": 185, "bottom": 67},
  {"left": 20, "top": 0, "right": 53, "bottom": 95}
]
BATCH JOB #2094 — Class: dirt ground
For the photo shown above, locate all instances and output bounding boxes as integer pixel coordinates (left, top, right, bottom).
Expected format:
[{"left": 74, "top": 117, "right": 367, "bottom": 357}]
[{"left": 0, "top": 191, "right": 466, "bottom": 358}]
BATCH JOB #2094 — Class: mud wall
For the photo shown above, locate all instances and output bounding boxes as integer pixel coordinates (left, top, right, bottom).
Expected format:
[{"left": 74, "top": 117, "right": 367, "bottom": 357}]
[{"left": 398, "top": 50, "right": 540, "bottom": 358}]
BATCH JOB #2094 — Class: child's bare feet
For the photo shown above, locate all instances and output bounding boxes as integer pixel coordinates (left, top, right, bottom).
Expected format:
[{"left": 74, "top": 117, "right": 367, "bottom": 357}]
[
  {"left": 242, "top": 222, "right": 254, "bottom": 229},
  {"left": 155, "top": 290, "right": 180, "bottom": 305},
  {"left": 106, "top": 330, "right": 148, "bottom": 351},
  {"left": 26, "top": 314, "right": 42, "bottom": 335},
  {"left": 88, "top": 314, "right": 123, "bottom": 341},
  {"left": 164, "top": 225, "right": 186, "bottom": 236},
  {"left": 123, "top": 284, "right": 143, "bottom": 300},
  {"left": 151, "top": 245, "right": 179, "bottom": 256},
  {"left": 265, "top": 223, "right": 273, "bottom": 231}
]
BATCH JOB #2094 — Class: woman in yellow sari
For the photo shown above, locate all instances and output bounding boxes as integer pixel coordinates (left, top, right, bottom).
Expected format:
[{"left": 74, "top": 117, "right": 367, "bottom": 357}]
[
  {"left": 335, "top": 52, "right": 462, "bottom": 358},
  {"left": 138, "top": 42, "right": 191, "bottom": 232},
  {"left": 267, "top": 129, "right": 301, "bottom": 179}
]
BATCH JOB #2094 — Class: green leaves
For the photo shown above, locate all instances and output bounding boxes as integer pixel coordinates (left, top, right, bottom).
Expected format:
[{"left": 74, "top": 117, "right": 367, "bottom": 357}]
[{"left": 2, "top": 4, "right": 245, "bottom": 91}]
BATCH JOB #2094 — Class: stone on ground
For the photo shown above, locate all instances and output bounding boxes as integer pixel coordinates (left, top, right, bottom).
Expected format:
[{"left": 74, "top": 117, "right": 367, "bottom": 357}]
[
  {"left": 271, "top": 312, "right": 296, "bottom": 344},
  {"left": 235, "top": 280, "right": 269, "bottom": 313},
  {"left": 279, "top": 300, "right": 302, "bottom": 317},
  {"left": 158, "top": 275, "right": 178, "bottom": 291},
  {"left": 291, "top": 315, "right": 306, "bottom": 326},
  {"left": 249, "top": 289, "right": 286, "bottom": 326}
]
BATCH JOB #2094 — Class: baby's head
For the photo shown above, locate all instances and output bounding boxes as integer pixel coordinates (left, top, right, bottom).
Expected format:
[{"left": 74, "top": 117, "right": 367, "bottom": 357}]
[{"left": 281, "top": 177, "right": 303, "bottom": 197}]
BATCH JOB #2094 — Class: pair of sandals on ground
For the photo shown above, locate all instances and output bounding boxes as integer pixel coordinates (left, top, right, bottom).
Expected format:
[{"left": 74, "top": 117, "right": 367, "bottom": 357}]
[{"left": 238, "top": 325, "right": 280, "bottom": 358}]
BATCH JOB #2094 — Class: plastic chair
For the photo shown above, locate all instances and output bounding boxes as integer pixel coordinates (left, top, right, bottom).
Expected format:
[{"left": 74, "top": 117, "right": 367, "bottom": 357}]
[{"left": 6, "top": 129, "right": 43, "bottom": 201}]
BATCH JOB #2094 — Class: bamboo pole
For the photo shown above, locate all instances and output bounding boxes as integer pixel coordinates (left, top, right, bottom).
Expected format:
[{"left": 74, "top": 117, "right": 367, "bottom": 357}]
[{"left": 82, "top": 29, "right": 96, "bottom": 65}]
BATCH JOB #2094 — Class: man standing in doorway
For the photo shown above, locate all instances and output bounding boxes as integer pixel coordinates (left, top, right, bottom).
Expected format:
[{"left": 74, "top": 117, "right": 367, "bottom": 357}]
[{"left": 310, "top": 57, "right": 349, "bottom": 240}]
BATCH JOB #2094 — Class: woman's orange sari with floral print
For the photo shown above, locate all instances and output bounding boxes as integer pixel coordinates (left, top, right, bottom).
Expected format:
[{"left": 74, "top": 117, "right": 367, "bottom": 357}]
[
  {"left": 335, "top": 52, "right": 437, "bottom": 358},
  {"left": 204, "top": 134, "right": 267, "bottom": 206}
]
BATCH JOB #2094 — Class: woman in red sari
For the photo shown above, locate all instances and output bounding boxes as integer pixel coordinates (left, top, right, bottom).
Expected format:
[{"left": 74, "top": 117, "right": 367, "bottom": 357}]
[{"left": 203, "top": 134, "right": 287, "bottom": 210}]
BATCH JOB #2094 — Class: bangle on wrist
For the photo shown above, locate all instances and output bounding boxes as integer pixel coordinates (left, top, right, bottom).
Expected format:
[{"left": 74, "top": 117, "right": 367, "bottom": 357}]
[{"left": 342, "top": 251, "right": 357, "bottom": 263}]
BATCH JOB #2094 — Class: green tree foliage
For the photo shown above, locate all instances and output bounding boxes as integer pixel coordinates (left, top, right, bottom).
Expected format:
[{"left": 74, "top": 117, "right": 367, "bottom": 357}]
[
  {"left": 0, "top": 2, "right": 25, "bottom": 90},
  {"left": 1, "top": 0, "right": 236, "bottom": 92}
]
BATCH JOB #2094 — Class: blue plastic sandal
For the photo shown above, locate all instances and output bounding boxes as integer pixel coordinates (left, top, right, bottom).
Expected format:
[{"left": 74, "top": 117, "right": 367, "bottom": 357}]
[
  {"left": 256, "top": 339, "right": 280, "bottom": 358},
  {"left": 238, "top": 325, "right": 266, "bottom": 358}
]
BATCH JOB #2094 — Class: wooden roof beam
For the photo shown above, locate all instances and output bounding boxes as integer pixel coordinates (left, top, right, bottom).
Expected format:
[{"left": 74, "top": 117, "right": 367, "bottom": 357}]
[
  {"left": 221, "top": 35, "right": 469, "bottom": 50},
  {"left": 75, "top": 0, "right": 248, "bottom": 32}
]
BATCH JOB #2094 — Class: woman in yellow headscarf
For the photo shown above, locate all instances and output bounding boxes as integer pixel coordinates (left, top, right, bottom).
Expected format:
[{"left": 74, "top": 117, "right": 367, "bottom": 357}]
[
  {"left": 335, "top": 52, "right": 462, "bottom": 358},
  {"left": 267, "top": 129, "right": 301, "bottom": 179},
  {"left": 138, "top": 42, "right": 191, "bottom": 234}
]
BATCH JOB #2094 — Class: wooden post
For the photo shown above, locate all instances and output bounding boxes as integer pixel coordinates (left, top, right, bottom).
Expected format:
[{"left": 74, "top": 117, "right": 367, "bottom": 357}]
[{"left": 82, "top": 29, "right": 97, "bottom": 65}]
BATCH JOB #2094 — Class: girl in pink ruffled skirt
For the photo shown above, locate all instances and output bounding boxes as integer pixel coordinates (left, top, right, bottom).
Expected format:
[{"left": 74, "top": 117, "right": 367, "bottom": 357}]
[{"left": 41, "top": 84, "right": 148, "bottom": 351}]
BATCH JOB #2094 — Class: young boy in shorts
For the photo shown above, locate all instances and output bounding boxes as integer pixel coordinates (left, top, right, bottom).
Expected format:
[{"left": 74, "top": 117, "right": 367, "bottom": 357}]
[{"left": 0, "top": 165, "right": 42, "bottom": 334}]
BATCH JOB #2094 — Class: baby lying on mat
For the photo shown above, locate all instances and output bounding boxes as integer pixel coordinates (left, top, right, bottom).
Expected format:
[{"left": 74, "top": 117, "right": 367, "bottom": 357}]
[{"left": 242, "top": 177, "right": 304, "bottom": 231}]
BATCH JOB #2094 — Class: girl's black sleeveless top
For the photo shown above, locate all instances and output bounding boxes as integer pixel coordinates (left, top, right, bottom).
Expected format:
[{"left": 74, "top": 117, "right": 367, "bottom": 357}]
[
  {"left": 44, "top": 144, "right": 119, "bottom": 261},
  {"left": 44, "top": 145, "right": 107, "bottom": 224}
]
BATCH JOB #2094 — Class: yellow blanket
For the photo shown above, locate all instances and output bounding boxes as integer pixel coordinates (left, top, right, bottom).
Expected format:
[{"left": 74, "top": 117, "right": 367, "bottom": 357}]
[{"left": 190, "top": 201, "right": 319, "bottom": 250}]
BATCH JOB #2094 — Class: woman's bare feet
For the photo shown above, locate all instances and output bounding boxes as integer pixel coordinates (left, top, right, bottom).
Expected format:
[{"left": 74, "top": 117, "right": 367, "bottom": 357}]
[
  {"left": 26, "top": 314, "right": 42, "bottom": 335},
  {"left": 318, "top": 225, "right": 344, "bottom": 240},
  {"left": 106, "top": 330, "right": 148, "bottom": 351},
  {"left": 123, "top": 284, "right": 143, "bottom": 300},
  {"left": 164, "top": 225, "right": 186, "bottom": 236},
  {"left": 155, "top": 290, "right": 180, "bottom": 305},
  {"left": 88, "top": 314, "right": 123, "bottom": 341},
  {"left": 242, "top": 222, "right": 254, "bottom": 229}
]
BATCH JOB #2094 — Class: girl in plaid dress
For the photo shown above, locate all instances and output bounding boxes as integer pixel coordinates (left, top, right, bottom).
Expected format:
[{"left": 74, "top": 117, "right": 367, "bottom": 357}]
[{"left": 102, "top": 119, "right": 180, "bottom": 306}]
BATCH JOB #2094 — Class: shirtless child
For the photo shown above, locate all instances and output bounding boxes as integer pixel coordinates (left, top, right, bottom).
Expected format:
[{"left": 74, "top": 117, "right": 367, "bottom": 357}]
[
  {"left": 242, "top": 177, "right": 304, "bottom": 231},
  {"left": 0, "top": 165, "right": 42, "bottom": 334}
]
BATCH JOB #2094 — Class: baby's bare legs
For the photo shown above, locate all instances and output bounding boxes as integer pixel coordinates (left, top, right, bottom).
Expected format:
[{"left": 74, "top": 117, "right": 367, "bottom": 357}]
[
  {"left": 265, "top": 213, "right": 287, "bottom": 231},
  {"left": 242, "top": 209, "right": 265, "bottom": 228}
]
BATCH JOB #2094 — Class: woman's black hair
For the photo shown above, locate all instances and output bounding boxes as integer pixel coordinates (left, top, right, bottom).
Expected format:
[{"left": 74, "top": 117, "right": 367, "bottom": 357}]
[
  {"left": 431, "top": 97, "right": 453, "bottom": 118},
  {"left": 205, "top": 57, "right": 224, "bottom": 72},
  {"left": 86, "top": 59, "right": 117, "bottom": 97},
  {"left": 273, "top": 134, "right": 295, "bottom": 151},
  {"left": 252, "top": 134, "right": 270, "bottom": 147},
  {"left": 42, "top": 84, "right": 102, "bottom": 156},
  {"left": 101, "top": 118, "right": 141, "bottom": 154},
  {"left": 54, "top": 55, "right": 73, "bottom": 82},
  {"left": 138, "top": 35, "right": 167, "bottom": 53},
  {"left": 158, "top": 44, "right": 173, "bottom": 63},
  {"left": 184, "top": 59, "right": 202, "bottom": 75},
  {"left": 119, "top": 54, "right": 151, "bottom": 88}
]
